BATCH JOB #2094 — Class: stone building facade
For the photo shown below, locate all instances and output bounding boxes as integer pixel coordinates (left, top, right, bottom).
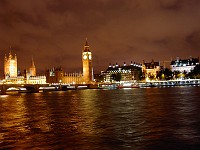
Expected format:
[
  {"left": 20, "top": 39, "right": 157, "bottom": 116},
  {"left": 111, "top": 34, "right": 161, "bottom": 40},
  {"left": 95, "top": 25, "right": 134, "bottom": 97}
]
[
  {"left": 170, "top": 57, "right": 199, "bottom": 73},
  {"left": 45, "top": 39, "right": 93, "bottom": 84},
  {"left": 142, "top": 60, "right": 160, "bottom": 80},
  {"left": 4, "top": 52, "right": 17, "bottom": 78}
]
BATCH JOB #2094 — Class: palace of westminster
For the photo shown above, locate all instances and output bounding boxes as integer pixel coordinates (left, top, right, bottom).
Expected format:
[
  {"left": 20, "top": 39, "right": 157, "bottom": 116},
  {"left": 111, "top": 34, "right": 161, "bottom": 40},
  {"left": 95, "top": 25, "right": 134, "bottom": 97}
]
[
  {"left": 0, "top": 39, "right": 199, "bottom": 85},
  {"left": 1, "top": 39, "right": 93, "bottom": 84}
]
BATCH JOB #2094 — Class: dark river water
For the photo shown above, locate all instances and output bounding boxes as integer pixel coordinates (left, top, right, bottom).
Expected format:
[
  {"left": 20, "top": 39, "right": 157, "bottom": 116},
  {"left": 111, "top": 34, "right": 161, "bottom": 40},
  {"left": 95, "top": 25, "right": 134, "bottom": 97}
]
[{"left": 0, "top": 86, "right": 200, "bottom": 150}]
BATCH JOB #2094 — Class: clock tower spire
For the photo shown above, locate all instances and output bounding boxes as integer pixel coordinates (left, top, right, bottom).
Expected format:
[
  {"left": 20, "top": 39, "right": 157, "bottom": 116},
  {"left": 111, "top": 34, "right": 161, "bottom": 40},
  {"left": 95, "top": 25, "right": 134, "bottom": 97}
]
[{"left": 82, "top": 38, "right": 93, "bottom": 83}]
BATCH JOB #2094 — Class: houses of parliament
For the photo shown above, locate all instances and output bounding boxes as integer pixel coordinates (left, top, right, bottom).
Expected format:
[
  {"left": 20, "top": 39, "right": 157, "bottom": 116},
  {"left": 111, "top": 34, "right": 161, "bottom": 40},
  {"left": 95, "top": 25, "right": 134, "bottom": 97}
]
[
  {"left": 1, "top": 39, "right": 199, "bottom": 85},
  {"left": 3, "top": 51, "right": 46, "bottom": 84},
  {"left": 2, "top": 39, "right": 94, "bottom": 84},
  {"left": 45, "top": 39, "right": 94, "bottom": 84}
]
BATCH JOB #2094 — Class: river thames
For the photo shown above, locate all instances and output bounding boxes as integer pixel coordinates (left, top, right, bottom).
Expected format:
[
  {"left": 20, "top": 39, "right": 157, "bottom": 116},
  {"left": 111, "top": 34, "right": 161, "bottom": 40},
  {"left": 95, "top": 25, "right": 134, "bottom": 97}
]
[{"left": 0, "top": 86, "right": 200, "bottom": 150}]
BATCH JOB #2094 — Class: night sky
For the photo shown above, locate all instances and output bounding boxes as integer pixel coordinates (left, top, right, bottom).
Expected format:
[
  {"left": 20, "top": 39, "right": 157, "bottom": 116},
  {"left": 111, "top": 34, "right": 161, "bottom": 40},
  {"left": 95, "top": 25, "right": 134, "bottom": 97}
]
[{"left": 0, "top": 0, "right": 200, "bottom": 75}]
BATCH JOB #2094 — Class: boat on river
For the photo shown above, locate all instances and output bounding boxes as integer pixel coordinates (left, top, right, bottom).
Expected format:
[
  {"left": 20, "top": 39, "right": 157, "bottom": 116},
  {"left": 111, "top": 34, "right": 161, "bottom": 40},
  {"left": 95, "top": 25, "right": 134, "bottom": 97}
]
[{"left": 117, "top": 82, "right": 140, "bottom": 89}]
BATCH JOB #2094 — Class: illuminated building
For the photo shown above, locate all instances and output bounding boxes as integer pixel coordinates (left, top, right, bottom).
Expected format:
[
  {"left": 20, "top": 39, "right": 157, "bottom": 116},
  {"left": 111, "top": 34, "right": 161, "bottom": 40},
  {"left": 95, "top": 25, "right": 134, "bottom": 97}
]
[
  {"left": 45, "top": 67, "right": 83, "bottom": 84},
  {"left": 170, "top": 57, "right": 199, "bottom": 73},
  {"left": 4, "top": 52, "right": 17, "bottom": 79},
  {"left": 82, "top": 38, "right": 93, "bottom": 83},
  {"left": 25, "top": 57, "right": 46, "bottom": 84},
  {"left": 3, "top": 53, "right": 46, "bottom": 84},
  {"left": 45, "top": 39, "right": 93, "bottom": 84},
  {"left": 46, "top": 67, "right": 64, "bottom": 83},
  {"left": 26, "top": 76, "right": 46, "bottom": 84},
  {"left": 102, "top": 61, "right": 142, "bottom": 82},
  {"left": 3, "top": 52, "right": 25, "bottom": 84},
  {"left": 142, "top": 60, "right": 160, "bottom": 80}
]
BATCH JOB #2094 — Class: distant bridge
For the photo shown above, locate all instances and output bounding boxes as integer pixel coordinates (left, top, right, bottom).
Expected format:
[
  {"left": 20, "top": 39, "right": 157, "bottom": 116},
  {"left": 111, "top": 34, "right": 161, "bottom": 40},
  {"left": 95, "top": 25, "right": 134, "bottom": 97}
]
[
  {"left": 0, "top": 83, "right": 100, "bottom": 94},
  {"left": 1, "top": 79, "right": 199, "bottom": 94},
  {"left": 0, "top": 84, "right": 51, "bottom": 95}
]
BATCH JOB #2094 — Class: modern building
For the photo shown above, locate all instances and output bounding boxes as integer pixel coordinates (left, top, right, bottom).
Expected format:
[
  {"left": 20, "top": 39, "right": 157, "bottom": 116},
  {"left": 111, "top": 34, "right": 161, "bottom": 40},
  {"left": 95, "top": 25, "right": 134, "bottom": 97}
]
[
  {"left": 4, "top": 52, "right": 17, "bottom": 78},
  {"left": 142, "top": 60, "right": 160, "bottom": 80},
  {"left": 170, "top": 57, "right": 199, "bottom": 73},
  {"left": 45, "top": 39, "right": 93, "bottom": 84},
  {"left": 102, "top": 61, "right": 142, "bottom": 82}
]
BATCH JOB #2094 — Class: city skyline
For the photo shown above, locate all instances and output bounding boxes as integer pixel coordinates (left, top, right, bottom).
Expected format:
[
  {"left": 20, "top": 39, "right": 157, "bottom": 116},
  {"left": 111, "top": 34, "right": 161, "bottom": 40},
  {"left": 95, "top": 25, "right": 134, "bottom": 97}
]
[{"left": 1, "top": 0, "right": 200, "bottom": 74}]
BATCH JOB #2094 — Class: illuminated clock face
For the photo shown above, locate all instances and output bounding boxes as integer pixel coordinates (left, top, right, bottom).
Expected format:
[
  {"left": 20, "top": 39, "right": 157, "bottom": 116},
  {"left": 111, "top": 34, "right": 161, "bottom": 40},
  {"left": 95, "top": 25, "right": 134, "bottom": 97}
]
[
  {"left": 83, "top": 55, "right": 87, "bottom": 60},
  {"left": 89, "top": 55, "right": 92, "bottom": 60}
]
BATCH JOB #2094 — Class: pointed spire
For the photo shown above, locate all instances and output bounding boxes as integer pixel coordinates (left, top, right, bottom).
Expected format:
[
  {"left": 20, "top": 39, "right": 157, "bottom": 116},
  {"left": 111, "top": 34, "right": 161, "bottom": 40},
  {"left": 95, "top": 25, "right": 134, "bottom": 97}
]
[
  {"left": 4, "top": 54, "right": 7, "bottom": 61},
  {"left": 83, "top": 37, "right": 90, "bottom": 52},
  {"left": 9, "top": 45, "right": 12, "bottom": 54},
  {"left": 85, "top": 37, "right": 89, "bottom": 46},
  {"left": 31, "top": 56, "right": 35, "bottom": 68},
  {"left": 30, "top": 56, "right": 36, "bottom": 76},
  {"left": 14, "top": 54, "right": 17, "bottom": 60},
  {"left": 8, "top": 45, "right": 13, "bottom": 59}
]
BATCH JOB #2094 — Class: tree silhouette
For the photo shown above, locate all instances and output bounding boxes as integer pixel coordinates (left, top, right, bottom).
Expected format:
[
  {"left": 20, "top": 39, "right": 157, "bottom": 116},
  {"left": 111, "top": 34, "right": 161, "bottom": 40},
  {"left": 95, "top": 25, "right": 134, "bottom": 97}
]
[
  {"left": 157, "top": 68, "right": 173, "bottom": 80},
  {"left": 187, "top": 64, "right": 200, "bottom": 79}
]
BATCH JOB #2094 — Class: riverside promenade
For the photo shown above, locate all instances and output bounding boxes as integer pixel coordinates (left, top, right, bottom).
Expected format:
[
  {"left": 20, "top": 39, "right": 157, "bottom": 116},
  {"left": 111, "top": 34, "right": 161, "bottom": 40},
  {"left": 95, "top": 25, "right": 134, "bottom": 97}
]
[
  {"left": 0, "top": 79, "right": 200, "bottom": 94},
  {"left": 138, "top": 79, "right": 200, "bottom": 87}
]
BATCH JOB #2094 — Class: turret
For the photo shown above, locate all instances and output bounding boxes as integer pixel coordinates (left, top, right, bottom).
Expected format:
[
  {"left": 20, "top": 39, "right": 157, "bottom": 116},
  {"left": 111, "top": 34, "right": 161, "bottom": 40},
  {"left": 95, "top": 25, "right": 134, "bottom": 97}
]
[
  {"left": 4, "top": 51, "right": 18, "bottom": 78},
  {"left": 30, "top": 57, "right": 36, "bottom": 76}
]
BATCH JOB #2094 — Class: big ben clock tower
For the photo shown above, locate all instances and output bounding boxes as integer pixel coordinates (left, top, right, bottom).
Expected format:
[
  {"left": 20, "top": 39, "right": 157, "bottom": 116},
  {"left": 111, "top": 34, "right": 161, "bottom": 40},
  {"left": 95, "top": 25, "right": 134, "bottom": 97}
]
[{"left": 82, "top": 38, "right": 93, "bottom": 83}]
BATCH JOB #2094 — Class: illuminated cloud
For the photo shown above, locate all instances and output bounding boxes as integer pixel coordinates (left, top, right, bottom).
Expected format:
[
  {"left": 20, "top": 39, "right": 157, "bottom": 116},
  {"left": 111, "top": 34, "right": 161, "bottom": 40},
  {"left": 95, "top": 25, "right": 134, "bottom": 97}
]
[{"left": 0, "top": 0, "right": 200, "bottom": 75}]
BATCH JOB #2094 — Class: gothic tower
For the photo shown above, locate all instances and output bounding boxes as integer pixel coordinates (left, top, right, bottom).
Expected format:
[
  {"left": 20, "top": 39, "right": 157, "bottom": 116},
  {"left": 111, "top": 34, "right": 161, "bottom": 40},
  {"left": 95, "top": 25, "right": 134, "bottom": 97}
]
[
  {"left": 30, "top": 57, "right": 36, "bottom": 76},
  {"left": 4, "top": 52, "right": 18, "bottom": 78},
  {"left": 82, "top": 38, "right": 93, "bottom": 83}
]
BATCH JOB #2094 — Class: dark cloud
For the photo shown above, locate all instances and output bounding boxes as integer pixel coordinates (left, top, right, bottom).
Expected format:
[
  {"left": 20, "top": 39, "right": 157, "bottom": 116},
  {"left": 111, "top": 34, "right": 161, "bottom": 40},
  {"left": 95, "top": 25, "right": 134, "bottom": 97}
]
[
  {"left": 0, "top": 0, "right": 200, "bottom": 75},
  {"left": 159, "top": 0, "right": 182, "bottom": 10},
  {"left": 186, "top": 31, "right": 200, "bottom": 50}
]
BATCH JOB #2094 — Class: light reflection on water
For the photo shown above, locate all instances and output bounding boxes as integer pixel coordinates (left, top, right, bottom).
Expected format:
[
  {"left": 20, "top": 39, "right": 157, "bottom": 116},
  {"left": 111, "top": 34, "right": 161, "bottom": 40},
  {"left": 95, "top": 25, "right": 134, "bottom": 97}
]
[{"left": 0, "top": 87, "right": 200, "bottom": 149}]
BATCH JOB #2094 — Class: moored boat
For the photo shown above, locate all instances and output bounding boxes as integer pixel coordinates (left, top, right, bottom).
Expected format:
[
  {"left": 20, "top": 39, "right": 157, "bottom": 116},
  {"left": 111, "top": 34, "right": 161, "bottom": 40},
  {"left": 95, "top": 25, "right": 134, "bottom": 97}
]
[{"left": 117, "top": 82, "right": 139, "bottom": 89}]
